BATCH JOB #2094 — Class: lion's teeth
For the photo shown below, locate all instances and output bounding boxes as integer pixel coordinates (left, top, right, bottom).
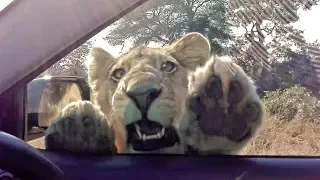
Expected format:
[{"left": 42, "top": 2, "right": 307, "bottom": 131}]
[
  {"left": 156, "top": 133, "right": 161, "bottom": 138},
  {"left": 139, "top": 132, "right": 164, "bottom": 140},
  {"left": 135, "top": 124, "right": 142, "bottom": 139},
  {"left": 161, "top": 128, "right": 165, "bottom": 135},
  {"left": 135, "top": 126, "right": 166, "bottom": 141},
  {"left": 135, "top": 124, "right": 140, "bottom": 131},
  {"left": 148, "top": 134, "right": 154, "bottom": 139},
  {"left": 142, "top": 134, "right": 146, "bottom": 141}
]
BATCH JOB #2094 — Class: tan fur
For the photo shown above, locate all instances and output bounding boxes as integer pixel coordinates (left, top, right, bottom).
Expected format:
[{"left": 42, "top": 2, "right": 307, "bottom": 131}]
[
  {"left": 45, "top": 100, "right": 117, "bottom": 153},
  {"left": 38, "top": 83, "right": 82, "bottom": 127},
  {"left": 85, "top": 32, "right": 210, "bottom": 153},
  {"left": 44, "top": 32, "right": 265, "bottom": 155},
  {"left": 180, "top": 56, "right": 265, "bottom": 154}
]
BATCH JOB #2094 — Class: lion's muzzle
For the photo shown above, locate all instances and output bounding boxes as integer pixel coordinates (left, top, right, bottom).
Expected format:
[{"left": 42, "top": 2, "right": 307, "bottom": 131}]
[
  {"left": 127, "top": 86, "right": 161, "bottom": 115},
  {"left": 124, "top": 77, "right": 180, "bottom": 151}
]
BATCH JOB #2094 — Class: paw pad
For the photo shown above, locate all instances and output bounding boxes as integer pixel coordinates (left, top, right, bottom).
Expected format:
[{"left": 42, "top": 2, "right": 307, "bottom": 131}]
[
  {"left": 227, "top": 81, "right": 242, "bottom": 104},
  {"left": 206, "top": 76, "right": 222, "bottom": 98},
  {"left": 188, "top": 75, "right": 261, "bottom": 143},
  {"left": 242, "top": 103, "right": 260, "bottom": 122}
]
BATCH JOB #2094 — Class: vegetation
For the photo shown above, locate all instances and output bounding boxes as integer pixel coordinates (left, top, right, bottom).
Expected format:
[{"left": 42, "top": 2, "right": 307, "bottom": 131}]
[
  {"left": 38, "top": 41, "right": 93, "bottom": 81},
  {"left": 104, "top": 0, "right": 232, "bottom": 54},
  {"left": 264, "top": 86, "right": 320, "bottom": 122},
  {"left": 241, "top": 86, "right": 320, "bottom": 156}
]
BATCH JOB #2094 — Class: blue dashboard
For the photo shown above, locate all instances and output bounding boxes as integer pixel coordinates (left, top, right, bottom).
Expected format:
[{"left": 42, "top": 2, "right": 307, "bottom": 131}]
[{"left": 39, "top": 150, "right": 320, "bottom": 180}]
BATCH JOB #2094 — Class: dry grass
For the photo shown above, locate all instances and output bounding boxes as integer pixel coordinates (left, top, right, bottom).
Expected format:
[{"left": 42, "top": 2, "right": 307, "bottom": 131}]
[
  {"left": 29, "top": 113, "right": 320, "bottom": 156},
  {"left": 28, "top": 136, "right": 45, "bottom": 150},
  {"left": 240, "top": 113, "right": 320, "bottom": 156}
]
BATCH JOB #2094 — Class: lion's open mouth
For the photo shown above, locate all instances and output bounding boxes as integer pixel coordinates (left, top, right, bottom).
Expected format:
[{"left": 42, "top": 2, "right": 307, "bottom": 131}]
[{"left": 126, "top": 120, "right": 180, "bottom": 151}]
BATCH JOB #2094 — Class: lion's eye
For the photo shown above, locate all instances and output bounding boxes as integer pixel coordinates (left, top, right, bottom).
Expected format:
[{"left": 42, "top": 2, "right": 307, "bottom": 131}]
[
  {"left": 111, "top": 68, "right": 126, "bottom": 81},
  {"left": 161, "top": 61, "right": 177, "bottom": 73}
]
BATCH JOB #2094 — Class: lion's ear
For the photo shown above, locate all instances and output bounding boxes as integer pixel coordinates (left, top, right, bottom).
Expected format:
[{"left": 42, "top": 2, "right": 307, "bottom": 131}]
[
  {"left": 87, "top": 47, "right": 116, "bottom": 91},
  {"left": 168, "top": 32, "right": 211, "bottom": 71}
]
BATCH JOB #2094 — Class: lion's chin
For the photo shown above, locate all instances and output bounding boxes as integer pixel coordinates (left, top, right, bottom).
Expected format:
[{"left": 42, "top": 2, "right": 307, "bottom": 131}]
[{"left": 126, "top": 119, "right": 180, "bottom": 151}]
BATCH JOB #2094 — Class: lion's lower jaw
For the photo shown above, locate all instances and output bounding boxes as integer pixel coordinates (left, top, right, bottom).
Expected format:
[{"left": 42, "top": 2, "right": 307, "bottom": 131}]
[
  {"left": 122, "top": 124, "right": 182, "bottom": 154},
  {"left": 127, "top": 143, "right": 183, "bottom": 154}
]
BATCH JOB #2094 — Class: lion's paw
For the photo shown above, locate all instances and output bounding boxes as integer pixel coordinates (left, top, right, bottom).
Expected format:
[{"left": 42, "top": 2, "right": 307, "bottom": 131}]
[
  {"left": 45, "top": 100, "right": 117, "bottom": 154},
  {"left": 180, "top": 56, "right": 265, "bottom": 155}
]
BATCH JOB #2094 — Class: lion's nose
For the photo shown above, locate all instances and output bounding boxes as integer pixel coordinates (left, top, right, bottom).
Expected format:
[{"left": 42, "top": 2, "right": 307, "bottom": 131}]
[{"left": 127, "top": 86, "right": 161, "bottom": 114}]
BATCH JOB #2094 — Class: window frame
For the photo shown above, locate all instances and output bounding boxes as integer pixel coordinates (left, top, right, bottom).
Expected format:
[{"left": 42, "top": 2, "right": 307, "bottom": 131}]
[{"left": 0, "top": 0, "right": 149, "bottom": 140}]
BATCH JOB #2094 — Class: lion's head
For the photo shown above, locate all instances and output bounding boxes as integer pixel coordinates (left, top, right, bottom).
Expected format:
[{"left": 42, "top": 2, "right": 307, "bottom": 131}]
[{"left": 87, "top": 33, "right": 211, "bottom": 153}]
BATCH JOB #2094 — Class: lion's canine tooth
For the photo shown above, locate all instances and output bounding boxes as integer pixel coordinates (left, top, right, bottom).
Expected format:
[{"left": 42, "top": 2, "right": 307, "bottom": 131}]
[
  {"left": 142, "top": 134, "right": 146, "bottom": 141},
  {"left": 135, "top": 124, "right": 142, "bottom": 139},
  {"left": 161, "top": 128, "right": 165, "bottom": 136},
  {"left": 156, "top": 133, "right": 161, "bottom": 138}
]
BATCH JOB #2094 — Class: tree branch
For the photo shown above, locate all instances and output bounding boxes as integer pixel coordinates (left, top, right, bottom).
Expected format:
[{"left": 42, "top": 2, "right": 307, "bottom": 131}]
[
  {"left": 191, "top": 0, "right": 196, "bottom": 7},
  {"left": 155, "top": 35, "right": 170, "bottom": 43},
  {"left": 144, "top": 26, "right": 169, "bottom": 43},
  {"left": 193, "top": 0, "right": 210, "bottom": 13}
]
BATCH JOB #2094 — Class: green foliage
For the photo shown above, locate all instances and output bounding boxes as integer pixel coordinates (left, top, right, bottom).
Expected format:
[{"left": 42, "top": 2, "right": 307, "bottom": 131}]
[
  {"left": 104, "top": 0, "right": 232, "bottom": 53},
  {"left": 228, "top": 0, "right": 320, "bottom": 96},
  {"left": 38, "top": 41, "right": 93, "bottom": 81},
  {"left": 264, "top": 86, "right": 320, "bottom": 122},
  {"left": 256, "top": 51, "right": 319, "bottom": 97}
]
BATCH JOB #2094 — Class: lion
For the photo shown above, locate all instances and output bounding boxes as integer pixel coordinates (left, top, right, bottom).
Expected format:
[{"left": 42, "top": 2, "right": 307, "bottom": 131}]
[
  {"left": 44, "top": 32, "right": 265, "bottom": 155},
  {"left": 27, "top": 81, "right": 83, "bottom": 149}
]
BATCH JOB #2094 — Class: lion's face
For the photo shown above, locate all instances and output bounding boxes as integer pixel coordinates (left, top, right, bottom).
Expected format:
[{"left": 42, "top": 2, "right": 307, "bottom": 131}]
[
  {"left": 87, "top": 33, "right": 211, "bottom": 152},
  {"left": 98, "top": 47, "right": 189, "bottom": 152}
]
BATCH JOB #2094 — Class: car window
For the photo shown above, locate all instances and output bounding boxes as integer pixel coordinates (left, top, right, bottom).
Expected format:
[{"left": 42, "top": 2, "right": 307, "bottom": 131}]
[{"left": 27, "top": 0, "right": 320, "bottom": 156}]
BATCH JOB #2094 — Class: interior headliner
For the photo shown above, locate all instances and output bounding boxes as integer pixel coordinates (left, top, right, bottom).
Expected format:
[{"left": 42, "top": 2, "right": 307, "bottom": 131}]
[{"left": 0, "top": 0, "right": 148, "bottom": 95}]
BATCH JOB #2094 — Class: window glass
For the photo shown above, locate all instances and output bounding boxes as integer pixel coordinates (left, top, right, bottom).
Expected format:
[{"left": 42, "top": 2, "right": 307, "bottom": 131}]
[{"left": 27, "top": 0, "right": 320, "bottom": 156}]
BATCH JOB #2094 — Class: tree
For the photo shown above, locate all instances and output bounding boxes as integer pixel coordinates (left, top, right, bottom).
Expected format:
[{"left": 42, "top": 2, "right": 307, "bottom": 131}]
[
  {"left": 38, "top": 40, "right": 93, "bottom": 81},
  {"left": 227, "top": 0, "right": 320, "bottom": 94},
  {"left": 228, "top": 0, "right": 319, "bottom": 67},
  {"left": 256, "top": 50, "right": 319, "bottom": 96},
  {"left": 104, "top": 0, "right": 232, "bottom": 54}
]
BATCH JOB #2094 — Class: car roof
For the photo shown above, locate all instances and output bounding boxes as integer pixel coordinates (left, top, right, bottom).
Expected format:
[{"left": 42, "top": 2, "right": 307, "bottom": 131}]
[{"left": 0, "top": 0, "right": 147, "bottom": 95}]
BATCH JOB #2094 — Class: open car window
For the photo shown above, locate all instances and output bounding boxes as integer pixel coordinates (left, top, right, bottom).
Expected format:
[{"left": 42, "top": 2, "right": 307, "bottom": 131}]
[
  {"left": 0, "top": 0, "right": 147, "bottom": 95},
  {"left": 23, "top": 0, "right": 320, "bottom": 156}
]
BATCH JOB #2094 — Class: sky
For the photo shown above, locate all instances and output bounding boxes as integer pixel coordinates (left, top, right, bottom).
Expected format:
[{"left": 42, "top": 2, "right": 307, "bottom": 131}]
[
  {"left": 293, "top": 4, "right": 320, "bottom": 42},
  {"left": 0, "top": 0, "right": 12, "bottom": 11},
  {"left": 1, "top": 0, "right": 320, "bottom": 57}
]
